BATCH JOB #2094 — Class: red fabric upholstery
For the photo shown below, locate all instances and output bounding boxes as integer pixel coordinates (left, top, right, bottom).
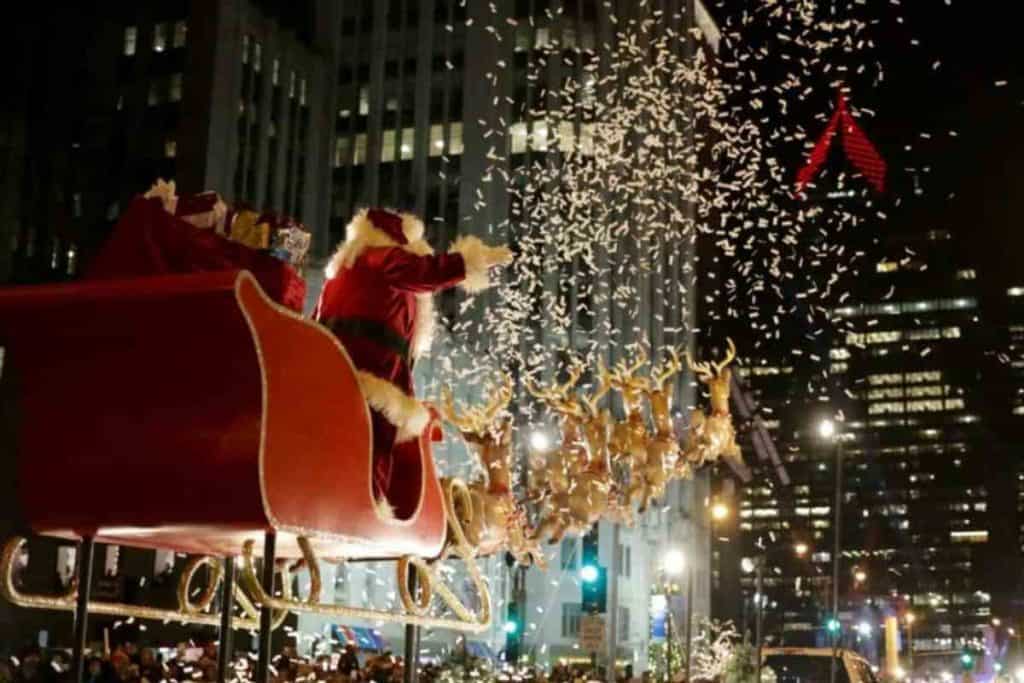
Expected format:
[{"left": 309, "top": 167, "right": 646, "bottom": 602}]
[
  {"left": 0, "top": 271, "right": 446, "bottom": 559},
  {"left": 87, "top": 197, "right": 306, "bottom": 312}
]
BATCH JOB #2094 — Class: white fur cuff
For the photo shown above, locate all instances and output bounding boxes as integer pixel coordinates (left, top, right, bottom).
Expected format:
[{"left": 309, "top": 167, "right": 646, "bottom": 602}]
[
  {"left": 450, "top": 235, "right": 496, "bottom": 293},
  {"left": 357, "top": 371, "right": 431, "bottom": 443}
]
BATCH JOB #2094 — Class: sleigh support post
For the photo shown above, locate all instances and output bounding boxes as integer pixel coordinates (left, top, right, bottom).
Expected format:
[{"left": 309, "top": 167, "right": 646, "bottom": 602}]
[
  {"left": 256, "top": 532, "right": 277, "bottom": 683},
  {"left": 72, "top": 536, "right": 95, "bottom": 683},
  {"left": 217, "top": 556, "right": 236, "bottom": 683}
]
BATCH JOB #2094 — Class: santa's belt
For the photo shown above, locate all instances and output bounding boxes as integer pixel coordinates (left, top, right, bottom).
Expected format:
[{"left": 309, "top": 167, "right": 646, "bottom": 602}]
[{"left": 321, "top": 316, "right": 410, "bottom": 362}]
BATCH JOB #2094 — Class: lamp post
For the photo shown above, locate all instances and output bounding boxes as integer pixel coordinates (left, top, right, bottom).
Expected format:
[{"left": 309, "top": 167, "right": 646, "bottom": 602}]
[
  {"left": 742, "top": 538, "right": 811, "bottom": 683},
  {"left": 663, "top": 550, "right": 686, "bottom": 683},
  {"left": 740, "top": 555, "right": 766, "bottom": 683},
  {"left": 818, "top": 418, "right": 843, "bottom": 683},
  {"left": 905, "top": 612, "right": 915, "bottom": 679}
]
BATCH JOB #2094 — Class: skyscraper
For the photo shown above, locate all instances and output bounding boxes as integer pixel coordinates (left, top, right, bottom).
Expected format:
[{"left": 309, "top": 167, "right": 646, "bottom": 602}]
[
  {"left": 4, "top": 0, "right": 340, "bottom": 284},
  {"left": 731, "top": 170, "right": 1012, "bottom": 670}
]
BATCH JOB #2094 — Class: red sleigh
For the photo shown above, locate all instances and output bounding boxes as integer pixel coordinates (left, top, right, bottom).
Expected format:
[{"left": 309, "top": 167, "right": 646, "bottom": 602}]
[{"left": 0, "top": 270, "right": 489, "bottom": 677}]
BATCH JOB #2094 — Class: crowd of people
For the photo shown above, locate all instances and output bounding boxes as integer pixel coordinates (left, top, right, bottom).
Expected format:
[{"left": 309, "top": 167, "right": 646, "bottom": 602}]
[
  {"left": 0, "top": 641, "right": 649, "bottom": 683},
  {"left": 0, "top": 641, "right": 420, "bottom": 683}
]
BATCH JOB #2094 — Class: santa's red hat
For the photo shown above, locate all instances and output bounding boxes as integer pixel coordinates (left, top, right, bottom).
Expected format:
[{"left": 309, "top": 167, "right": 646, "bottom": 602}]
[{"left": 326, "top": 208, "right": 431, "bottom": 278}]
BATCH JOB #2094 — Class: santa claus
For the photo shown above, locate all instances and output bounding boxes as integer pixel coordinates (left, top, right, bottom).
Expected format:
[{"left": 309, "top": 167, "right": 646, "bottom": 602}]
[{"left": 315, "top": 208, "right": 512, "bottom": 515}]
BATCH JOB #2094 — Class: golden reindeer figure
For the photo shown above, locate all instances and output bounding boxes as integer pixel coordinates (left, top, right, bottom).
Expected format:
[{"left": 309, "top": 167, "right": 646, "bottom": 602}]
[
  {"left": 605, "top": 352, "right": 653, "bottom": 511},
  {"left": 633, "top": 349, "right": 685, "bottom": 511},
  {"left": 524, "top": 365, "right": 586, "bottom": 503},
  {"left": 440, "top": 375, "right": 545, "bottom": 567},
  {"left": 578, "top": 371, "right": 635, "bottom": 527},
  {"left": 526, "top": 366, "right": 594, "bottom": 544},
  {"left": 682, "top": 339, "right": 742, "bottom": 468}
]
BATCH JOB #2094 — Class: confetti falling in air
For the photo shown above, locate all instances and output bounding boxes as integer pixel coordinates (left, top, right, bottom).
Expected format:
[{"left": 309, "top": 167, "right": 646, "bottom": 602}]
[{"left": 427, "top": 0, "right": 900, "bottom": 419}]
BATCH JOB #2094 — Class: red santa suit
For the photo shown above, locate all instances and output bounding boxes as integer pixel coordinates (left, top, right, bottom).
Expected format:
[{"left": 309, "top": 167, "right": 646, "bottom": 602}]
[{"left": 315, "top": 208, "right": 509, "bottom": 512}]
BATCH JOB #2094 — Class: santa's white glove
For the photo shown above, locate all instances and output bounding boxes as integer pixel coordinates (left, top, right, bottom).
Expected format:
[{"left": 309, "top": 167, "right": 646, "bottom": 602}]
[
  {"left": 450, "top": 236, "right": 514, "bottom": 293},
  {"left": 484, "top": 245, "right": 514, "bottom": 267}
]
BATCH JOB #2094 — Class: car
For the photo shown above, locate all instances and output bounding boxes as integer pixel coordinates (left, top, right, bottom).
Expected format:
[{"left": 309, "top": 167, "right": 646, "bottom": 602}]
[{"left": 761, "top": 647, "right": 881, "bottom": 683}]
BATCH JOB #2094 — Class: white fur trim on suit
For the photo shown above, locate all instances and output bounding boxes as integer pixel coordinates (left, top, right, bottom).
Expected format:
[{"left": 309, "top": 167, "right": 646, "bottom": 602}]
[
  {"left": 401, "top": 213, "right": 425, "bottom": 244},
  {"left": 325, "top": 209, "right": 435, "bottom": 278},
  {"left": 357, "top": 371, "right": 431, "bottom": 443},
  {"left": 449, "top": 235, "right": 495, "bottom": 293}
]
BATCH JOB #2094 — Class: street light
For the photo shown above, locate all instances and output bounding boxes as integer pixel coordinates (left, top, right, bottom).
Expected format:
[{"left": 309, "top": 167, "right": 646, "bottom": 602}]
[
  {"left": 853, "top": 568, "right": 867, "bottom": 584},
  {"left": 660, "top": 549, "right": 690, "bottom": 683},
  {"left": 794, "top": 542, "right": 809, "bottom": 558},
  {"left": 993, "top": 618, "right": 1002, "bottom": 627},
  {"left": 817, "top": 417, "right": 842, "bottom": 683},
  {"left": 529, "top": 430, "right": 551, "bottom": 452},
  {"left": 711, "top": 501, "right": 730, "bottom": 521},
  {"left": 663, "top": 549, "right": 686, "bottom": 576}
]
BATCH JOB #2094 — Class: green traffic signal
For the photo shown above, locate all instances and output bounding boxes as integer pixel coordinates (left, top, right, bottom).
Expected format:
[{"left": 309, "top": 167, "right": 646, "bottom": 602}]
[
  {"left": 960, "top": 653, "right": 974, "bottom": 669},
  {"left": 827, "top": 618, "right": 841, "bottom": 634},
  {"left": 504, "top": 619, "right": 520, "bottom": 635},
  {"left": 580, "top": 564, "right": 599, "bottom": 583}
]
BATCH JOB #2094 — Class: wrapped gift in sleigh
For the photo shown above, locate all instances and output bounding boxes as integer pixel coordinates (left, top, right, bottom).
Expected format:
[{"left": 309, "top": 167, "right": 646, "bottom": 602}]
[{"left": 0, "top": 269, "right": 491, "bottom": 648}]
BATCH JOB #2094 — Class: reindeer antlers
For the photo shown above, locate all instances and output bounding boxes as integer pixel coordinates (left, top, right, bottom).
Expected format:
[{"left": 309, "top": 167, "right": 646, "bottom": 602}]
[
  {"left": 713, "top": 338, "right": 737, "bottom": 374},
  {"left": 685, "top": 338, "right": 737, "bottom": 378},
  {"left": 581, "top": 358, "right": 614, "bottom": 415},
  {"left": 441, "top": 373, "right": 513, "bottom": 433},
  {"left": 526, "top": 363, "right": 584, "bottom": 417},
  {"left": 651, "top": 348, "right": 684, "bottom": 390}
]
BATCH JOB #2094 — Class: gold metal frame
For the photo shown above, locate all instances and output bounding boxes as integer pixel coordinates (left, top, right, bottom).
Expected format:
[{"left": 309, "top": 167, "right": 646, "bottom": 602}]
[
  {"left": 237, "top": 479, "right": 491, "bottom": 632},
  {"left": 0, "top": 537, "right": 262, "bottom": 630},
  {"left": 0, "top": 479, "right": 493, "bottom": 633}
]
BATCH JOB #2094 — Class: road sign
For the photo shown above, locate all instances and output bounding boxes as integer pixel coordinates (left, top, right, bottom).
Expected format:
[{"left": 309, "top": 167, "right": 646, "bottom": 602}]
[{"left": 580, "top": 614, "right": 606, "bottom": 652}]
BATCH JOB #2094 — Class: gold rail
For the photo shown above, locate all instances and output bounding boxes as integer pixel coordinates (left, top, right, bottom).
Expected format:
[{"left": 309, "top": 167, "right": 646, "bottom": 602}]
[
  {"left": 0, "top": 537, "right": 263, "bottom": 630},
  {"left": 236, "top": 480, "right": 491, "bottom": 633}
]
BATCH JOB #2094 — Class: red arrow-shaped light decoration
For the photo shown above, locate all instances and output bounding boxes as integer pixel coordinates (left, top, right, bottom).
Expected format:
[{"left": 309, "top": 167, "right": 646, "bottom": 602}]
[{"left": 796, "top": 90, "right": 886, "bottom": 196}]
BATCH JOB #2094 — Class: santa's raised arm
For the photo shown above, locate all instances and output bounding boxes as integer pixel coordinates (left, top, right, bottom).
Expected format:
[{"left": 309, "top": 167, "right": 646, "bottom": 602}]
[{"left": 315, "top": 208, "right": 512, "bottom": 512}]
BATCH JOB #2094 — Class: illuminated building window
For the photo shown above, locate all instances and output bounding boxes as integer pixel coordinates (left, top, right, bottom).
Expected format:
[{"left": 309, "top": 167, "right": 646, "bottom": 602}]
[
  {"left": 352, "top": 134, "right": 368, "bottom": 165},
  {"left": 876, "top": 261, "right": 899, "bottom": 273},
  {"left": 510, "top": 122, "right": 528, "bottom": 154},
  {"left": 868, "top": 387, "right": 904, "bottom": 400},
  {"left": 956, "top": 269, "right": 976, "bottom": 280},
  {"left": 907, "top": 371, "right": 942, "bottom": 384},
  {"left": 869, "top": 401, "right": 904, "bottom": 415},
  {"left": 950, "top": 530, "right": 988, "bottom": 544},
  {"left": 173, "top": 20, "right": 187, "bottom": 48},
  {"left": 449, "top": 122, "right": 464, "bottom": 155},
  {"left": 429, "top": 124, "right": 445, "bottom": 156},
  {"left": 169, "top": 73, "right": 183, "bottom": 102},
  {"left": 1009, "top": 287, "right": 1024, "bottom": 297},
  {"left": 164, "top": 140, "right": 177, "bottom": 158},
  {"left": 381, "top": 130, "right": 397, "bottom": 163},
  {"left": 906, "top": 385, "right": 943, "bottom": 398},
  {"left": 358, "top": 86, "right": 369, "bottom": 115},
  {"left": 124, "top": 26, "right": 137, "bottom": 56},
  {"left": 334, "top": 138, "right": 350, "bottom": 167},
  {"left": 831, "top": 348, "right": 850, "bottom": 360},
  {"left": 153, "top": 23, "right": 167, "bottom": 52}
]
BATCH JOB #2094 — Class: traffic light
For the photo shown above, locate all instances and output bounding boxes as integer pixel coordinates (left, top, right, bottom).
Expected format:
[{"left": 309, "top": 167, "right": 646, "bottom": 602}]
[
  {"left": 826, "top": 618, "right": 841, "bottom": 635},
  {"left": 580, "top": 529, "right": 607, "bottom": 613},
  {"left": 581, "top": 565, "right": 607, "bottom": 613},
  {"left": 960, "top": 651, "right": 974, "bottom": 671},
  {"left": 505, "top": 601, "right": 523, "bottom": 662}
]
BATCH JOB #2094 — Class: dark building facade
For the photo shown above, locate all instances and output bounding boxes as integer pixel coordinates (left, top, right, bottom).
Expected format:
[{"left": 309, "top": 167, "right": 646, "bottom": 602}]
[
  {"left": 727, "top": 173, "right": 1020, "bottom": 672},
  {"left": 3, "top": 0, "right": 341, "bottom": 285}
]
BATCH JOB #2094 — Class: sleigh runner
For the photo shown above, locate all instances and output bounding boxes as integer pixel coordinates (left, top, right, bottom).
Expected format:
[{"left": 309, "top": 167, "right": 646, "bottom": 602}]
[{"left": 0, "top": 269, "right": 492, "bottom": 675}]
